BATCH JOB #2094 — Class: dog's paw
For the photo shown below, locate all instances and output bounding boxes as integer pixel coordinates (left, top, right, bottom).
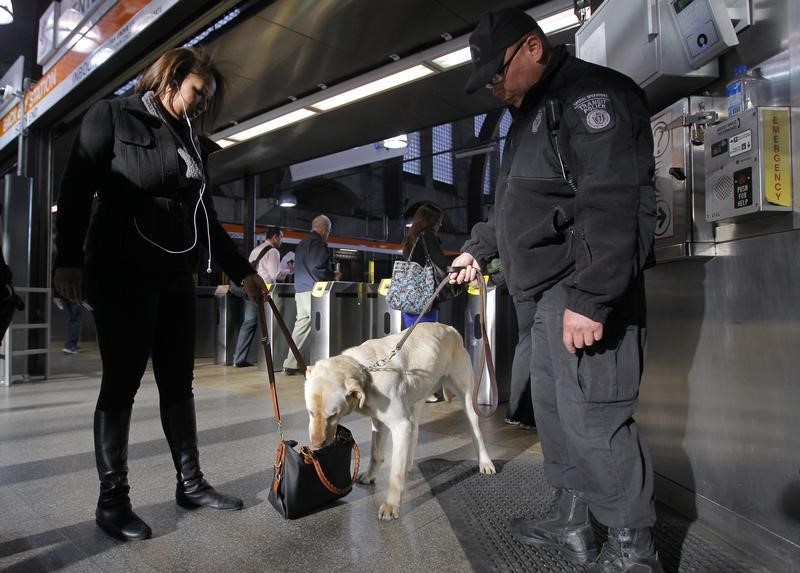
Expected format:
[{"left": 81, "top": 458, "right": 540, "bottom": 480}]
[
  {"left": 479, "top": 460, "right": 496, "bottom": 475},
  {"left": 356, "top": 473, "right": 376, "bottom": 485},
  {"left": 377, "top": 502, "right": 400, "bottom": 520}
]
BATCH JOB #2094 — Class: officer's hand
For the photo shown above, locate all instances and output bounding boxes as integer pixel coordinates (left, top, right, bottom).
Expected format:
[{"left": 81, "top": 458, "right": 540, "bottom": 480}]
[
  {"left": 243, "top": 273, "right": 267, "bottom": 302},
  {"left": 450, "top": 253, "right": 481, "bottom": 286},
  {"left": 53, "top": 267, "right": 83, "bottom": 303},
  {"left": 563, "top": 309, "right": 603, "bottom": 353}
]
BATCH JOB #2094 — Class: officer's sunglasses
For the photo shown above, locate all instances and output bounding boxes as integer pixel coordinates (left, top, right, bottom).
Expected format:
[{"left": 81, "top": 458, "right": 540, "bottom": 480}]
[{"left": 486, "top": 40, "right": 525, "bottom": 89}]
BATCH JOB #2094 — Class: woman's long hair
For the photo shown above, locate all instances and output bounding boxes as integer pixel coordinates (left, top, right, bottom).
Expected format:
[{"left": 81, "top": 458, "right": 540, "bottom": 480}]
[
  {"left": 402, "top": 204, "right": 444, "bottom": 259},
  {"left": 135, "top": 47, "right": 225, "bottom": 132}
]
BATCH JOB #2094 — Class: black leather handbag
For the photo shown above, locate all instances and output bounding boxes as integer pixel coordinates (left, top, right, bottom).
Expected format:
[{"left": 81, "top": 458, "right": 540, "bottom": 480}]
[
  {"left": 268, "top": 425, "right": 359, "bottom": 519},
  {"left": 256, "top": 295, "right": 360, "bottom": 519}
]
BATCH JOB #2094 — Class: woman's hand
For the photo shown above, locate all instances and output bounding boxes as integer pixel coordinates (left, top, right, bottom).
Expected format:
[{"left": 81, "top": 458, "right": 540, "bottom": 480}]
[
  {"left": 242, "top": 273, "right": 267, "bottom": 302},
  {"left": 449, "top": 252, "right": 482, "bottom": 286},
  {"left": 53, "top": 268, "right": 83, "bottom": 302}
]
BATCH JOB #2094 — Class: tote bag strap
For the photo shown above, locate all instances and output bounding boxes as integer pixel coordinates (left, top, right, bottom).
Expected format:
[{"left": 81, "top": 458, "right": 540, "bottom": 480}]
[{"left": 299, "top": 443, "right": 361, "bottom": 495}]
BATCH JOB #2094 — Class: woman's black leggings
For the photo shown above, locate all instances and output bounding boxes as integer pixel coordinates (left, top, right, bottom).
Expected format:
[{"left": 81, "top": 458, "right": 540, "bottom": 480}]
[{"left": 86, "top": 269, "right": 196, "bottom": 412}]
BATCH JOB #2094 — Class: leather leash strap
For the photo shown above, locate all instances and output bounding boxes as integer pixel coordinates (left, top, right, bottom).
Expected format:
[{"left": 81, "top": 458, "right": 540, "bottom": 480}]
[
  {"left": 256, "top": 292, "right": 359, "bottom": 495},
  {"left": 471, "top": 277, "right": 497, "bottom": 417}
]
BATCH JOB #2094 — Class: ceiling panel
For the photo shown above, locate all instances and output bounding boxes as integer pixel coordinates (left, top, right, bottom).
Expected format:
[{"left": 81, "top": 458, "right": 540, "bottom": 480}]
[
  {"left": 195, "top": 0, "right": 563, "bottom": 182},
  {"left": 208, "top": 64, "right": 502, "bottom": 182}
]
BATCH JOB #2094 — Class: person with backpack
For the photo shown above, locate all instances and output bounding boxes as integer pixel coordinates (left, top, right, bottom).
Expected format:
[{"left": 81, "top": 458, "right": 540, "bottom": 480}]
[{"left": 232, "top": 226, "right": 283, "bottom": 367}]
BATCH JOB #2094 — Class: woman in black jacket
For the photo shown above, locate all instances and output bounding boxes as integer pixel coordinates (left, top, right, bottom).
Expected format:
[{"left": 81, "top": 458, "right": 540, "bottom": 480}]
[{"left": 53, "top": 47, "right": 265, "bottom": 542}]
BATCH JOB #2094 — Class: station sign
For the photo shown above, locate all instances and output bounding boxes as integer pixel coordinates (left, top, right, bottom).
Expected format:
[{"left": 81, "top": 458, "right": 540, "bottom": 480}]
[{"left": 1, "top": 0, "right": 179, "bottom": 152}]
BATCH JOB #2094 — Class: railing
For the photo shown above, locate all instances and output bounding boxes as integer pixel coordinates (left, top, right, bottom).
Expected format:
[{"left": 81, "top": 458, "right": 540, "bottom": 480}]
[{"left": 1, "top": 287, "right": 50, "bottom": 385}]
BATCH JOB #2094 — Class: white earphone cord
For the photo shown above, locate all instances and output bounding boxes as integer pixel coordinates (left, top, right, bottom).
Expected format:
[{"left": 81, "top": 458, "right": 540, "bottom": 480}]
[{"left": 133, "top": 89, "right": 213, "bottom": 273}]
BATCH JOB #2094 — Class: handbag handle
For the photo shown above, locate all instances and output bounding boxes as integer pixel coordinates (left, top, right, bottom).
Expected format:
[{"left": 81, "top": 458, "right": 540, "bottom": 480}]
[{"left": 300, "top": 442, "right": 361, "bottom": 495}]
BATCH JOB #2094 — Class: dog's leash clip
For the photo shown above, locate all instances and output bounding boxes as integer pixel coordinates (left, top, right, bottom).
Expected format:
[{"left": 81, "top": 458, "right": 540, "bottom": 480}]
[{"left": 368, "top": 346, "right": 400, "bottom": 371}]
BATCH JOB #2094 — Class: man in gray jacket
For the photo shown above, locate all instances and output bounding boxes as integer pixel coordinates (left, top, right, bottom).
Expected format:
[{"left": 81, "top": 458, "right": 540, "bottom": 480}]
[
  {"left": 451, "top": 9, "right": 660, "bottom": 573},
  {"left": 282, "top": 214, "right": 340, "bottom": 375}
]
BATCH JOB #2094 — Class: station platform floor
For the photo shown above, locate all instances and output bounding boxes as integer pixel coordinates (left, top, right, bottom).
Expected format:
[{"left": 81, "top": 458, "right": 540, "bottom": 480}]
[{"left": 1, "top": 343, "right": 771, "bottom": 572}]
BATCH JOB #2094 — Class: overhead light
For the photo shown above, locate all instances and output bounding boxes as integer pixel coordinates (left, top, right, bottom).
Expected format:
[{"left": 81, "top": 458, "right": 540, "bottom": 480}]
[
  {"left": 279, "top": 192, "right": 297, "bottom": 208},
  {"left": 383, "top": 134, "right": 407, "bottom": 149},
  {"left": 51, "top": 204, "right": 58, "bottom": 213},
  {"left": 212, "top": 3, "right": 577, "bottom": 145},
  {"left": 228, "top": 108, "right": 317, "bottom": 142},
  {"left": 430, "top": 47, "right": 472, "bottom": 69},
  {"left": 0, "top": 0, "right": 13, "bottom": 25},
  {"left": 538, "top": 8, "right": 581, "bottom": 34},
  {"left": 338, "top": 248, "right": 358, "bottom": 253},
  {"left": 310, "top": 65, "right": 434, "bottom": 112},
  {"left": 215, "top": 138, "right": 237, "bottom": 149}
]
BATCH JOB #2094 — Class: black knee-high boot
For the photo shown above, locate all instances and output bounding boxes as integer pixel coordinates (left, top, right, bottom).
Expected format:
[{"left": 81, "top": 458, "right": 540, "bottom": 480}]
[
  {"left": 160, "top": 397, "right": 243, "bottom": 510},
  {"left": 94, "top": 409, "right": 152, "bottom": 541}
]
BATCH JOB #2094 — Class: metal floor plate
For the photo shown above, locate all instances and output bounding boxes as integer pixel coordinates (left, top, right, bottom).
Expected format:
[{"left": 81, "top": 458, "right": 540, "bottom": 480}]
[{"left": 418, "top": 457, "right": 771, "bottom": 573}]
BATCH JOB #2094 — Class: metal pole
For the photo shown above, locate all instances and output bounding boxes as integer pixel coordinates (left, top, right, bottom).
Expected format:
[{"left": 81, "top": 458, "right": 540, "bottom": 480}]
[{"left": 15, "top": 79, "right": 29, "bottom": 177}]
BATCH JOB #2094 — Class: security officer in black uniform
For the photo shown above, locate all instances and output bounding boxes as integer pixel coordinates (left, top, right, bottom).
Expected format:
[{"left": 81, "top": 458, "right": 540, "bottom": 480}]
[{"left": 450, "top": 8, "right": 661, "bottom": 573}]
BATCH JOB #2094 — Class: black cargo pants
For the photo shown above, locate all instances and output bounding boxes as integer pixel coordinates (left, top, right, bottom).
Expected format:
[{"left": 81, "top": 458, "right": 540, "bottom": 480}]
[{"left": 531, "top": 275, "right": 656, "bottom": 528}]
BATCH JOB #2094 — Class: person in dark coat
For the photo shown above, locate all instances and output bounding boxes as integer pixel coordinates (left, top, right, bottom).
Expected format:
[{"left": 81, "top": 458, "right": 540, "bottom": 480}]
[
  {"left": 53, "top": 47, "right": 266, "bottom": 542},
  {"left": 281, "top": 214, "right": 339, "bottom": 375},
  {"left": 451, "top": 9, "right": 661, "bottom": 573}
]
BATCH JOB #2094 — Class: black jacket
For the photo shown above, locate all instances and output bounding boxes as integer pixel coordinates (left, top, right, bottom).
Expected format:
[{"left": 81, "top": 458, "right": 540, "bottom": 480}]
[
  {"left": 462, "top": 46, "right": 656, "bottom": 323},
  {"left": 293, "top": 231, "right": 336, "bottom": 293},
  {"left": 54, "top": 94, "right": 253, "bottom": 282}
]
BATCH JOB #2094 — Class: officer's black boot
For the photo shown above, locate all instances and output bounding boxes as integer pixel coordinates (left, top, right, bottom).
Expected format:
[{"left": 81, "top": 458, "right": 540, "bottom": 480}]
[
  {"left": 586, "top": 527, "right": 663, "bottom": 573},
  {"left": 160, "top": 398, "right": 243, "bottom": 510},
  {"left": 510, "top": 488, "right": 598, "bottom": 563},
  {"left": 94, "top": 409, "right": 152, "bottom": 541}
]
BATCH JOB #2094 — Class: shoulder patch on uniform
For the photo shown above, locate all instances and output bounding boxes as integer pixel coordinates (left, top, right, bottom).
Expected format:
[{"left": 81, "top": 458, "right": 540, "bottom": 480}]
[{"left": 572, "top": 92, "right": 615, "bottom": 133}]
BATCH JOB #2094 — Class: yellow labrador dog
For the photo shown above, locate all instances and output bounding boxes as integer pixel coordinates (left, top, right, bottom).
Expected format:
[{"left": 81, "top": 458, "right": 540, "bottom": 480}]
[{"left": 304, "top": 322, "right": 496, "bottom": 520}]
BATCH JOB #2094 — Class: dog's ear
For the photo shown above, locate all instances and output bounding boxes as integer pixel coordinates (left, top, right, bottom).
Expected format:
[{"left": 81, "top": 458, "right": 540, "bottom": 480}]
[{"left": 344, "top": 377, "right": 366, "bottom": 408}]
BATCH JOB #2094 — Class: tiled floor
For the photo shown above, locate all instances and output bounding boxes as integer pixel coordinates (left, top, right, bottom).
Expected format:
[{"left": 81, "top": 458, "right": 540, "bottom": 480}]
[{"left": 1, "top": 343, "right": 540, "bottom": 572}]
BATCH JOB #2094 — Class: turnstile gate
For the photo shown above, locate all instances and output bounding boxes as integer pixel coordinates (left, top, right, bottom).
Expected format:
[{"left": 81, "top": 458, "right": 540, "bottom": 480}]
[
  {"left": 374, "top": 279, "right": 402, "bottom": 338},
  {"left": 309, "top": 281, "right": 365, "bottom": 364},
  {"left": 464, "top": 281, "right": 516, "bottom": 405}
]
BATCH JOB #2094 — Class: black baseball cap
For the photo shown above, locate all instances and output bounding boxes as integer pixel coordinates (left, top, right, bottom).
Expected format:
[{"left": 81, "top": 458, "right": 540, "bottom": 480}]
[{"left": 465, "top": 8, "right": 542, "bottom": 94}]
